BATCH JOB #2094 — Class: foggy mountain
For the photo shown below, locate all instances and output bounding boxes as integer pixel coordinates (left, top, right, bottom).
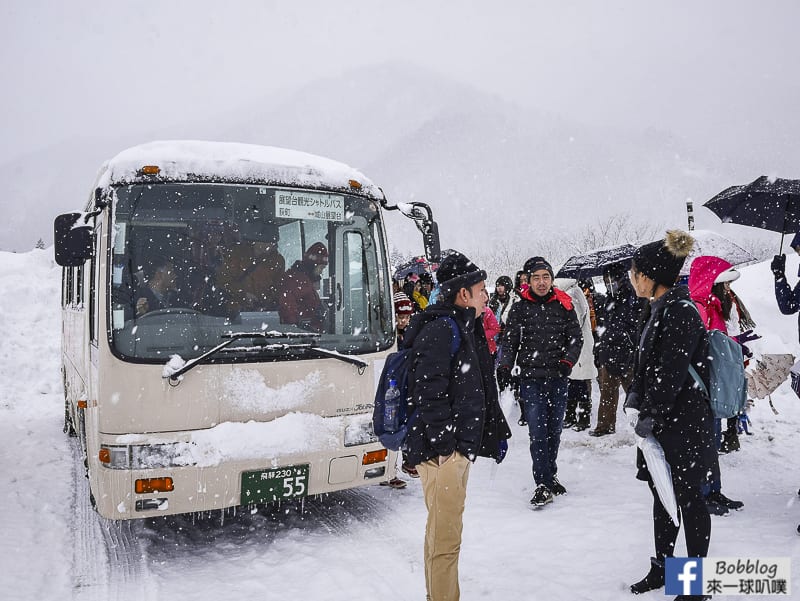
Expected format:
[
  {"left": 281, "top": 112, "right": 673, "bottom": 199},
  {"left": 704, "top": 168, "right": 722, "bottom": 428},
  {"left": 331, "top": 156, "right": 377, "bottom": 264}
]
[{"left": 0, "top": 61, "right": 742, "bottom": 255}]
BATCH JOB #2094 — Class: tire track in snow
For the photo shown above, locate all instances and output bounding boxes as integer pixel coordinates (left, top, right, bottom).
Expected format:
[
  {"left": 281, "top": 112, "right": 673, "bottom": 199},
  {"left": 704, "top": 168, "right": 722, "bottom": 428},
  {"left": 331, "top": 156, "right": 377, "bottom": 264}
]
[{"left": 70, "top": 440, "right": 154, "bottom": 601}]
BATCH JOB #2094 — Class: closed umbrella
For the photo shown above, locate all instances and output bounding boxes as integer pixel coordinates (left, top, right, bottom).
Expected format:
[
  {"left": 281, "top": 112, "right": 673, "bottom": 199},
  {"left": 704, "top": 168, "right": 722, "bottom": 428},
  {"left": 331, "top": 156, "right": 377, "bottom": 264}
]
[
  {"left": 638, "top": 434, "right": 679, "bottom": 527},
  {"left": 703, "top": 176, "right": 800, "bottom": 251}
]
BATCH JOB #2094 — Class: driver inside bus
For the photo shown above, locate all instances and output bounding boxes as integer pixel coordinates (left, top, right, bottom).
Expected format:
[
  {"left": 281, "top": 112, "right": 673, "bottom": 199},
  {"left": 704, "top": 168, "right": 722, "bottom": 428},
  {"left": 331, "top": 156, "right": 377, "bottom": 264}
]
[
  {"left": 135, "top": 259, "right": 178, "bottom": 317},
  {"left": 278, "top": 242, "right": 329, "bottom": 332}
]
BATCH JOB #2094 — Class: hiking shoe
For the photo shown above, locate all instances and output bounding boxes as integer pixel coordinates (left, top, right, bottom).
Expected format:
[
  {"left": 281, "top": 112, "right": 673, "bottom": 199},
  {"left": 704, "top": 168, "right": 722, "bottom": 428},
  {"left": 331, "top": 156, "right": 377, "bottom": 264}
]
[
  {"left": 706, "top": 498, "right": 730, "bottom": 516},
  {"left": 588, "top": 428, "right": 615, "bottom": 437},
  {"left": 709, "top": 491, "right": 744, "bottom": 511},
  {"left": 401, "top": 463, "right": 419, "bottom": 478},
  {"left": 380, "top": 477, "right": 407, "bottom": 489},
  {"left": 530, "top": 484, "right": 554, "bottom": 507},
  {"left": 551, "top": 477, "right": 567, "bottom": 496},
  {"left": 572, "top": 422, "right": 589, "bottom": 432}
]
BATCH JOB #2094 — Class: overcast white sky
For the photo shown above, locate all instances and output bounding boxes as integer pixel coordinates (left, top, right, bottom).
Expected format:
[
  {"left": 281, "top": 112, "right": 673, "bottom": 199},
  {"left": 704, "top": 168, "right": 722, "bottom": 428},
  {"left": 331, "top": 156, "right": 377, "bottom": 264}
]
[{"left": 2, "top": 0, "right": 800, "bottom": 165}]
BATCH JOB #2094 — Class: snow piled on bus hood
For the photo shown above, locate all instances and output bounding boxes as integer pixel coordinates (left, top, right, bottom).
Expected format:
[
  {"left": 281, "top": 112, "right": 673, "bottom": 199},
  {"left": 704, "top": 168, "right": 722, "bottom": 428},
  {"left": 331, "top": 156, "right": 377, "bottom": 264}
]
[
  {"left": 223, "top": 369, "right": 323, "bottom": 413},
  {"left": 180, "top": 412, "right": 343, "bottom": 468},
  {"left": 97, "top": 140, "right": 383, "bottom": 199}
]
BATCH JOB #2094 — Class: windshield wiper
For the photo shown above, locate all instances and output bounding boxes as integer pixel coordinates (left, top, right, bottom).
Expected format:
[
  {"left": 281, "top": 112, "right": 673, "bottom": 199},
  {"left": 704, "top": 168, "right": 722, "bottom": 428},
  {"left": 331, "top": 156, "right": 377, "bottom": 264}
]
[
  {"left": 241, "top": 342, "right": 369, "bottom": 370},
  {"left": 164, "top": 331, "right": 368, "bottom": 380},
  {"left": 164, "top": 332, "right": 318, "bottom": 381}
]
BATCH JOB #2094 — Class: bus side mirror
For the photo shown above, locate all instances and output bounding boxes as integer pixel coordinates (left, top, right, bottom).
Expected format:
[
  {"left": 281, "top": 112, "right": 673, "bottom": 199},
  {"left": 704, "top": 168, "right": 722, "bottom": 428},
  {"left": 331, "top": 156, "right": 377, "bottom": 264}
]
[
  {"left": 54, "top": 212, "right": 93, "bottom": 267},
  {"left": 423, "top": 220, "right": 441, "bottom": 263}
]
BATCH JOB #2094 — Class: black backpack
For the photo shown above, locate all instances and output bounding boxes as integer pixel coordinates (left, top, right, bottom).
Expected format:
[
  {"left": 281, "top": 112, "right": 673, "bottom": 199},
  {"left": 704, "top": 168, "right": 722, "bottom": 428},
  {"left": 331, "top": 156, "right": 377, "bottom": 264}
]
[{"left": 372, "top": 316, "right": 461, "bottom": 451}]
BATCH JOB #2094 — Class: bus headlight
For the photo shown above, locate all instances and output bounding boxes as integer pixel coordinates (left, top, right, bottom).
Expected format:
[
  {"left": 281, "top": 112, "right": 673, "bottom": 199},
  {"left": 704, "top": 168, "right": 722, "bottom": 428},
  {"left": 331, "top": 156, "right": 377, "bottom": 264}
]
[
  {"left": 344, "top": 421, "right": 377, "bottom": 447},
  {"left": 100, "top": 443, "right": 192, "bottom": 469}
]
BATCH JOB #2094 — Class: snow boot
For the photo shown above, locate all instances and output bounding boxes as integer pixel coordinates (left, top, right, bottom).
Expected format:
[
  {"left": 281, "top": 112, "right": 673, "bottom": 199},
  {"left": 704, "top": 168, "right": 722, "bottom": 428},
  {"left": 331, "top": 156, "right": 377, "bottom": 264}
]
[
  {"left": 719, "top": 420, "right": 740, "bottom": 453},
  {"left": 630, "top": 556, "right": 665, "bottom": 594},
  {"left": 705, "top": 497, "right": 730, "bottom": 516},
  {"left": 708, "top": 491, "right": 743, "bottom": 511}
]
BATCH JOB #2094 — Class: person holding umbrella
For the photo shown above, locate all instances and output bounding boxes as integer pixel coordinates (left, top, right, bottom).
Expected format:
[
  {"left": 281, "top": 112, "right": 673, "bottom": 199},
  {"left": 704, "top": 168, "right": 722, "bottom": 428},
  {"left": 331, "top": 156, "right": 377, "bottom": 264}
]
[
  {"left": 623, "top": 230, "right": 715, "bottom": 599},
  {"left": 770, "top": 232, "right": 800, "bottom": 341}
]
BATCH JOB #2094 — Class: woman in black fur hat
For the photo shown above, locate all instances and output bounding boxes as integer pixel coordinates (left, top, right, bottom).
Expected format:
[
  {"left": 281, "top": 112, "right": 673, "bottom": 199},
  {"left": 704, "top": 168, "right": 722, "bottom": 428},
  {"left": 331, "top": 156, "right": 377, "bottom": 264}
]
[{"left": 623, "top": 230, "right": 715, "bottom": 601}]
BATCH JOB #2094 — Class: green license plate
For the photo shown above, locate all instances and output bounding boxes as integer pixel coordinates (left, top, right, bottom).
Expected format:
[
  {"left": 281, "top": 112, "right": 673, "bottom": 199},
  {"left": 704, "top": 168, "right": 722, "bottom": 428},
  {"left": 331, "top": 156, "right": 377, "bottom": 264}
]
[{"left": 241, "top": 464, "right": 310, "bottom": 505}]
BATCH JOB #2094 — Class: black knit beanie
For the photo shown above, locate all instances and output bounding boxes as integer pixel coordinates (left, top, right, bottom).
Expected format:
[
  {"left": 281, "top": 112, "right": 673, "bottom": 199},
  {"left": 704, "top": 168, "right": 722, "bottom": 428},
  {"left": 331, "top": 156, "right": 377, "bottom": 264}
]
[
  {"left": 437, "top": 251, "right": 487, "bottom": 298},
  {"left": 495, "top": 275, "right": 513, "bottom": 290},
  {"left": 523, "top": 256, "right": 554, "bottom": 278},
  {"left": 632, "top": 230, "right": 694, "bottom": 287}
]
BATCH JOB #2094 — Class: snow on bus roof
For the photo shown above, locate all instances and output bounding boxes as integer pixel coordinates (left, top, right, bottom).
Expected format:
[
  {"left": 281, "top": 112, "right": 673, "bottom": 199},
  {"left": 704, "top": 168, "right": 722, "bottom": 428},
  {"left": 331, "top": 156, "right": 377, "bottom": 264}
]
[{"left": 97, "top": 140, "right": 383, "bottom": 199}]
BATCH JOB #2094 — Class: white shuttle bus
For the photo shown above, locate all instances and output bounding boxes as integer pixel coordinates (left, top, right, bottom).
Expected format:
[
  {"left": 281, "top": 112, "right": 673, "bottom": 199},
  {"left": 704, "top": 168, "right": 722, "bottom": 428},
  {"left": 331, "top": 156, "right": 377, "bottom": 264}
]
[{"left": 54, "top": 141, "right": 441, "bottom": 520}]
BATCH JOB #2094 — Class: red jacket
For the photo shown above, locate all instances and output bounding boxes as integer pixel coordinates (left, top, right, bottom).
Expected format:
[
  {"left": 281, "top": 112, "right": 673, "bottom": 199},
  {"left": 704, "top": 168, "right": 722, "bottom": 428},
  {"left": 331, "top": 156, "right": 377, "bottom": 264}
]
[
  {"left": 278, "top": 260, "right": 325, "bottom": 332},
  {"left": 482, "top": 307, "right": 502, "bottom": 354}
]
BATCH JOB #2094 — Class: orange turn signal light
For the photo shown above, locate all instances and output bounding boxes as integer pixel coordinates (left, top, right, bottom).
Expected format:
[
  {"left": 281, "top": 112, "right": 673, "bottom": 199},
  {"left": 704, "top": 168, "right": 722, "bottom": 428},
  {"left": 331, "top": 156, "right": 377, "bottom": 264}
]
[
  {"left": 348, "top": 179, "right": 362, "bottom": 190},
  {"left": 139, "top": 165, "right": 161, "bottom": 175},
  {"left": 135, "top": 477, "right": 174, "bottom": 494},
  {"left": 77, "top": 399, "right": 88, "bottom": 409},
  {"left": 98, "top": 448, "right": 110, "bottom": 463},
  {"left": 362, "top": 449, "right": 388, "bottom": 465}
]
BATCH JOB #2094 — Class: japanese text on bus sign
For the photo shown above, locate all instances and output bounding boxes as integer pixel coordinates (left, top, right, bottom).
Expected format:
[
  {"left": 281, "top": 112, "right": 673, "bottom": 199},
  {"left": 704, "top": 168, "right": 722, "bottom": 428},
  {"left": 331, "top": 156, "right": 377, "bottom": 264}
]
[{"left": 275, "top": 191, "right": 344, "bottom": 222}]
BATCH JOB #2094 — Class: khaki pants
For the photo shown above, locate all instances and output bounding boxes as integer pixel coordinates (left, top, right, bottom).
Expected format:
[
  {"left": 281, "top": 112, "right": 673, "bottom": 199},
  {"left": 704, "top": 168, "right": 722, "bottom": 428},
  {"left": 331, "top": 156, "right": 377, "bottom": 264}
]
[
  {"left": 594, "top": 365, "right": 632, "bottom": 432},
  {"left": 416, "top": 452, "right": 471, "bottom": 601}
]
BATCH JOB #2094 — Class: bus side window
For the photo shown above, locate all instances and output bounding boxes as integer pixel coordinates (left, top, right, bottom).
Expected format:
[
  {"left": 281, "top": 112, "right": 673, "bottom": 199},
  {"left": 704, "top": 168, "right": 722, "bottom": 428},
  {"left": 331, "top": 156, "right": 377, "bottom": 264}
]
[
  {"left": 89, "top": 225, "right": 101, "bottom": 344},
  {"left": 76, "top": 264, "right": 84, "bottom": 307}
]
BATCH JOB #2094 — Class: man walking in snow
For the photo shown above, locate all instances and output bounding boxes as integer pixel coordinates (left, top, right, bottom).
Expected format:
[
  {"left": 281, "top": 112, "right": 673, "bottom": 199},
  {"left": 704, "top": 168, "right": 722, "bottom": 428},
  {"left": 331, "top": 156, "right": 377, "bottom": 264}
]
[
  {"left": 403, "top": 251, "right": 511, "bottom": 601},
  {"left": 497, "top": 256, "right": 582, "bottom": 507}
]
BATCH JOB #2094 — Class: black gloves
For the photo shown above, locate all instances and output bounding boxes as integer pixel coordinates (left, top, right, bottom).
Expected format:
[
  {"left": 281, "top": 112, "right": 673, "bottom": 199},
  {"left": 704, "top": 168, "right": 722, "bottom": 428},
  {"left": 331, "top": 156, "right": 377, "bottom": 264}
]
[
  {"left": 733, "top": 329, "right": 760, "bottom": 359},
  {"left": 557, "top": 360, "right": 573, "bottom": 378},
  {"left": 771, "top": 254, "right": 786, "bottom": 278},
  {"left": 496, "top": 366, "right": 512, "bottom": 391},
  {"left": 634, "top": 415, "right": 655, "bottom": 438},
  {"left": 733, "top": 329, "right": 760, "bottom": 345}
]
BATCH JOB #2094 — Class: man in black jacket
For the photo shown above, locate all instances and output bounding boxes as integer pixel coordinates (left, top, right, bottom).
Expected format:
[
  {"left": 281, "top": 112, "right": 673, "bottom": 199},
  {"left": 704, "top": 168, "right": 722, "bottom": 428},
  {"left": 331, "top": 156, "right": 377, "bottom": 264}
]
[
  {"left": 404, "top": 251, "right": 511, "bottom": 601},
  {"left": 589, "top": 262, "right": 646, "bottom": 436},
  {"left": 498, "top": 256, "right": 582, "bottom": 507}
]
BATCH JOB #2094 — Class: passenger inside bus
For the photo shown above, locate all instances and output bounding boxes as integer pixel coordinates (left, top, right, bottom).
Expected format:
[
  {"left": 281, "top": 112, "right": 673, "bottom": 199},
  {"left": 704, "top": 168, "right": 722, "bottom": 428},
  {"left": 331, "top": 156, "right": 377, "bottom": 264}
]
[
  {"left": 221, "top": 239, "right": 285, "bottom": 314},
  {"left": 135, "top": 258, "right": 178, "bottom": 317},
  {"left": 278, "top": 242, "right": 329, "bottom": 332}
]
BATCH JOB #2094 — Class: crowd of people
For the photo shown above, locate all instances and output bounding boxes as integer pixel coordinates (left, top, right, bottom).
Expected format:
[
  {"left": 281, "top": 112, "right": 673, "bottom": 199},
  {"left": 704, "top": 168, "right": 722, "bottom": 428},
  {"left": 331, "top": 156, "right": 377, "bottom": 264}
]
[{"left": 388, "top": 231, "right": 795, "bottom": 601}]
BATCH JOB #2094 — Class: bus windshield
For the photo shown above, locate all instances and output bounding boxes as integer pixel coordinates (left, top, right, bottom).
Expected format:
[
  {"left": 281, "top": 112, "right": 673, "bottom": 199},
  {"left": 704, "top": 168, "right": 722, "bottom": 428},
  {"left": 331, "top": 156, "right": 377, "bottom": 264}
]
[{"left": 109, "top": 183, "right": 393, "bottom": 362}]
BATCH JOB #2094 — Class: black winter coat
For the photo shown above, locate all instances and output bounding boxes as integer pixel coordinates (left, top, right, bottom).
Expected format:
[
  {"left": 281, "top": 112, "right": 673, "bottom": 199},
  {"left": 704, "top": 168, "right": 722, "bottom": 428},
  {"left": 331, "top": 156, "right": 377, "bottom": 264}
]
[
  {"left": 499, "top": 287, "right": 583, "bottom": 379},
  {"left": 595, "top": 280, "right": 646, "bottom": 376},
  {"left": 624, "top": 285, "right": 715, "bottom": 482},
  {"left": 403, "top": 302, "right": 511, "bottom": 467},
  {"left": 774, "top": 275, "right": 800, "bottom": 343}
]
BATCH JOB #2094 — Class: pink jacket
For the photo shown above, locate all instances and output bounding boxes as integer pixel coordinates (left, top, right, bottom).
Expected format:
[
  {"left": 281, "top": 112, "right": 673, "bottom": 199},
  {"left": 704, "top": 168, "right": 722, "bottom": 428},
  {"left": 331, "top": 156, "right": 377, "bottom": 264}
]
[{"left": 687, "top": 255, "right": 732, "bottom": 333}]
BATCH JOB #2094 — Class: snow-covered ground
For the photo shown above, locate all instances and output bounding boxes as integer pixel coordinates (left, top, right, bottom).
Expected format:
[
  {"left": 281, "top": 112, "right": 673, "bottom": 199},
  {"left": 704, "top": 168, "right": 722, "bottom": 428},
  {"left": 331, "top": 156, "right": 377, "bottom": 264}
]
[{"left": 1, "top": 247, "right": 799, "bottom": 601}]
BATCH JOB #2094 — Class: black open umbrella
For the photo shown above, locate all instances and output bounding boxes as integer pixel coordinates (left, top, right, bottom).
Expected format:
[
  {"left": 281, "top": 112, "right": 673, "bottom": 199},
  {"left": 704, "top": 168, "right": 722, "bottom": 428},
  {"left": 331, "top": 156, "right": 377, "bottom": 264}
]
[
  {"left": 703, "top": 176, "right": 800, "bottom": 250},
  {"left": 555, "top": 243, "right": 638, "bottom": 280}
]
